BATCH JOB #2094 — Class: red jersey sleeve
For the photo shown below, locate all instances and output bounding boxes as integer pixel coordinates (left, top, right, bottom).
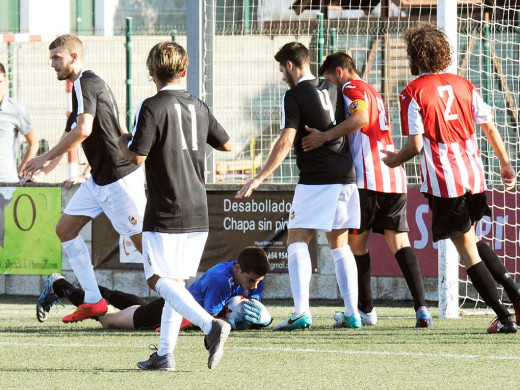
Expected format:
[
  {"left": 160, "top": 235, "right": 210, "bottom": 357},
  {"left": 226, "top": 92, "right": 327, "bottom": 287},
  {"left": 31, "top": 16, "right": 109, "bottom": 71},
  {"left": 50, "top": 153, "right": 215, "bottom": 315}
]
[
  {"left": 342, "top": 82, "right": 368, "bottom": 112},
  {"left": 399, "top": 87, "right": 413, "bottom": 136}
]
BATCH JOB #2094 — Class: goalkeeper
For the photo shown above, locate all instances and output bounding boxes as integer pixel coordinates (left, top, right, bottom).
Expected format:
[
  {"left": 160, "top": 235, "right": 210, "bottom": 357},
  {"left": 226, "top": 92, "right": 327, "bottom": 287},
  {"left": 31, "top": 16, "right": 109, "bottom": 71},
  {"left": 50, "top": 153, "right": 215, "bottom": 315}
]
[{"left": 36, "top": 246, "right": 272, "bottom": 331}]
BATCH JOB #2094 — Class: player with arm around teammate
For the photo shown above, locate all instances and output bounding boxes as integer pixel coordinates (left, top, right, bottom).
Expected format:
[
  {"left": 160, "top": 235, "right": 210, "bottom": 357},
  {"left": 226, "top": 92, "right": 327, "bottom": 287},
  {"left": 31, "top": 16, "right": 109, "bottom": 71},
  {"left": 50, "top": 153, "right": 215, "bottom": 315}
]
[
  {"left": 119, "top": 41, "right": 233, "bottom": 371},
  {"left": 36, "top": 246, "right": 272, "bottom": 331},
  {"left": 302, "top": 52, "right": 432, "bottom": 328},
  {"left": 237, "top": 42, "right": 362, "bottom": 330},
  {"left": 382, "top": 23, "right": 518, "bottom": 334},
  {"left": 23, "top": 34, "right": 146, "bottom": 323}
]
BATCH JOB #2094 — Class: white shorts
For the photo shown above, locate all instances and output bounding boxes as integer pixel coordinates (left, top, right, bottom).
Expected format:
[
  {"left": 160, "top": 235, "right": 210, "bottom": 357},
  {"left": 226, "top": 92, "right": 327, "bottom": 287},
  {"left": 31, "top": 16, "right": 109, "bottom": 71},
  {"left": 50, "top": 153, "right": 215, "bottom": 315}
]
[
  {"left": 64, "top": 168, "right": 146, "bottom": 236},
  {"left": 142, "top": 231, "right": 209, "bottom": 280},
  {"left": 288, "top": 183, "right": 360, "bottom": 231}
]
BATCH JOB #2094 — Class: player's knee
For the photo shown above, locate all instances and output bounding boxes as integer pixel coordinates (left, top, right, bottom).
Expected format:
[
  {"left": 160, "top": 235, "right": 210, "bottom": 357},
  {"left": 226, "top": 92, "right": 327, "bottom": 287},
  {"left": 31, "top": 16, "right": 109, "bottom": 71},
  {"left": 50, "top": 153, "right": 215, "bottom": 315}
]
[
  {"left": 55, "top": 217, "right": 83, "bottom": 242},
  {"left": 348, "top": 237, "right": 368, "bottom": 255},
  {"left": 55, "top": 222, "right": 71, "bottom": 242}
]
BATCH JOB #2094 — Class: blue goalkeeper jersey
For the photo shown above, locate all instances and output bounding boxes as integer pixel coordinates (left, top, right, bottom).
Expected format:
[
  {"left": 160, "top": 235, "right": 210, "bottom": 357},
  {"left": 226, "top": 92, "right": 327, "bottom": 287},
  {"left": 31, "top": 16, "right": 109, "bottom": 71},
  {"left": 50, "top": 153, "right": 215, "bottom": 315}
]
[{"left": 188, "top": 261, "right": 264, "bottom": 315}]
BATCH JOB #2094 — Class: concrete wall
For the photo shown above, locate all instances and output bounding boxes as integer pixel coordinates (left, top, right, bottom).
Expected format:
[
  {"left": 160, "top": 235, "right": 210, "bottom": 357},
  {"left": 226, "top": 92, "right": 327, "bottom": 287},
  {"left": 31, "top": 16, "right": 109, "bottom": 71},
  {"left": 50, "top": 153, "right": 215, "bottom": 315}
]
[{"left": 0, "top": 184, "right": 440, "bottom": 302}]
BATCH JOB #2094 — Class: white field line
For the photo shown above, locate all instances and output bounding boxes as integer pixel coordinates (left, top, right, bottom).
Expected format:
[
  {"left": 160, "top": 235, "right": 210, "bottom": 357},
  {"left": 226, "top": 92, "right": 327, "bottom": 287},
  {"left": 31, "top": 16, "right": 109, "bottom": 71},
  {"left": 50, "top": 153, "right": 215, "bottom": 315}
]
[{"left": 0, "top": 342, "right": 519, "bottom": 361}]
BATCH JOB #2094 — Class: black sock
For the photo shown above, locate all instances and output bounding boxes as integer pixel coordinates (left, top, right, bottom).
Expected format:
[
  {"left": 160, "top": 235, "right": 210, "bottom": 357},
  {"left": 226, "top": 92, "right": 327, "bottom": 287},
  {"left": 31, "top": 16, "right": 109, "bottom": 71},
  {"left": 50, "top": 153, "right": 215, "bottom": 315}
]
[
  {"left": 477, "top": 240, "right": 520, "bottom": 303},
  {"left": 466, "top": 261, "right": 511, "bottom": 323},
  {"left": 355, "top": 253, "right": 373, "bottom": 313},
  {"left": 395, "top": 247, "right": 427, "bottom": 311},
  {"left": 53, "top": 279, "right": 84, "bottom": 307},
  {"left": 99, "top": 286, "right": 146, "bottom": 310}
]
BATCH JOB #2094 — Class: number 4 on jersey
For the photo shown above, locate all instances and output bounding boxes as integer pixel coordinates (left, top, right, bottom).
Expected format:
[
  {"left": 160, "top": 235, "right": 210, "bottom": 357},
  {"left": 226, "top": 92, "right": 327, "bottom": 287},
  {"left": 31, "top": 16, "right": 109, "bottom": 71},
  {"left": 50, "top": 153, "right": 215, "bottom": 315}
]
[{"left": 317, "top": 89, "right": 336, "bottom": 125}]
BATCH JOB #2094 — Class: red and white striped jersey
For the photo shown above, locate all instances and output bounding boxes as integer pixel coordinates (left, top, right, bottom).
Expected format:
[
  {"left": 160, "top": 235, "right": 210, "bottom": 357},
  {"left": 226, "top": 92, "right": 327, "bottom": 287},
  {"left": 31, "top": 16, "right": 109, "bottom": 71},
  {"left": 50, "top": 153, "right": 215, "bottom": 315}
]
[
  {"left": 400, "top": 73, "right": 492, "bottom": 198},
  {"left": 343, "top": 79, "right": 407, "bottom": 193}
]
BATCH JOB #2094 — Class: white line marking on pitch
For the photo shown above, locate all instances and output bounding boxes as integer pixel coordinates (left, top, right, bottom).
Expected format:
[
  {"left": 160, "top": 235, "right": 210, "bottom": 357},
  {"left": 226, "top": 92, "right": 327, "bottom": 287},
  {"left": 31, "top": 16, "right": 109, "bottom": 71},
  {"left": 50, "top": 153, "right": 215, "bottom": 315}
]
[
  {"left": 228, "top": 345, "right": 520, "bottom": 360},
  {"left": 0, "top": 342, "right": 519, "bottom": 361}
]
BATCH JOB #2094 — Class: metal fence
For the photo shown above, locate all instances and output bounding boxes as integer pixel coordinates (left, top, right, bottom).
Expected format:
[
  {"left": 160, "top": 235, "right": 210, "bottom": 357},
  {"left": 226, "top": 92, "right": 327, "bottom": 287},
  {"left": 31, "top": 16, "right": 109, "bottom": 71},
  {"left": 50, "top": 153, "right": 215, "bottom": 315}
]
[{"left": 1, "top": 1, "right": 519, "bottom": 187}]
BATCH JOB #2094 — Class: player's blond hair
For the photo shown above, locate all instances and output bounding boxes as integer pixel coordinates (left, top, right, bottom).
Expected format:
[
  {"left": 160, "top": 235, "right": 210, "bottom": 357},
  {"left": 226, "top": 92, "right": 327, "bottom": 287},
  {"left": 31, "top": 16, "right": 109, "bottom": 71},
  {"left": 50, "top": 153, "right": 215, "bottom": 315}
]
[
  {"left": 49, "top": 34, "right": 84, "bottom": 59},
  {"left": 146, "top": 42, "right": 189, "bottom": 83},
  {"left": 404, "top": 23, "right": 452, "bottom": 75}
]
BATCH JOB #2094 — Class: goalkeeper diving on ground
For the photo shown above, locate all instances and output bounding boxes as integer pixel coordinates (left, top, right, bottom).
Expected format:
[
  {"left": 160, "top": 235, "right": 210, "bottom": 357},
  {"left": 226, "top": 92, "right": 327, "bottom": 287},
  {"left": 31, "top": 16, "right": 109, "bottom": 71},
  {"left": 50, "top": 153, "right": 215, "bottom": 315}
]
[{"left": 36, "top": 246, "right": 272, "bottom": 331}]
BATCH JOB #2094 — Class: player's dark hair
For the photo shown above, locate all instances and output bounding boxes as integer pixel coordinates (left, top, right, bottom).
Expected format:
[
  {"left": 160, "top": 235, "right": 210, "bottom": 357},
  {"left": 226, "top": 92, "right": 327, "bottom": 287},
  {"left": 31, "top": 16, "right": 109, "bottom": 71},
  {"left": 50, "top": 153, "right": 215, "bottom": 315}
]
[
  {"left": 237, "top": 246, "right": 270, "bottom": 276},
  {"left": 274, "top": 42, "right": 310, "bottom": 68},
  {"left": 404, "top": 23, "right": 452, "bottom": 75},
  {"left": 49, "top": 34, "right": 84, "bottom": 59},
  {"left": 319, "top": 52, "right": 359, "bottom": 76},
  {"left": 0, "top": 62, "right": 5, "bottom": 75},
  {"left": 147, "top": 41, "right": 189, "bottom": 83}
]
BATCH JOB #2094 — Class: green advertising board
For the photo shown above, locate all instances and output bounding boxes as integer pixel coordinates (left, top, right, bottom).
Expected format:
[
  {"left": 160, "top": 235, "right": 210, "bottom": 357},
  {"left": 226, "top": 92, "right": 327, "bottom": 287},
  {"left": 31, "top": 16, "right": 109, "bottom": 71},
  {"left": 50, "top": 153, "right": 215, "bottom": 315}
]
[{"left": 0, "top": 187, "right": 61, "bottom": 275}]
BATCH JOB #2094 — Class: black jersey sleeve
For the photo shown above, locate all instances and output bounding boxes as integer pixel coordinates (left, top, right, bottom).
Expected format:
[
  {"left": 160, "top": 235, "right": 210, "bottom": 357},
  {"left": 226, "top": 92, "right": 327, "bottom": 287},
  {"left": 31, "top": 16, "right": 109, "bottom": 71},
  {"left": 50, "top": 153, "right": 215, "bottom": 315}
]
[
  {"left": 206, "top": 108, "right": 230, "bottom": 149},
  {"left": 280, "top": 90, "right": 300, "bottom": 130},
  {"left": 128, "top": 102, "right": 156, "bottom": 156}
]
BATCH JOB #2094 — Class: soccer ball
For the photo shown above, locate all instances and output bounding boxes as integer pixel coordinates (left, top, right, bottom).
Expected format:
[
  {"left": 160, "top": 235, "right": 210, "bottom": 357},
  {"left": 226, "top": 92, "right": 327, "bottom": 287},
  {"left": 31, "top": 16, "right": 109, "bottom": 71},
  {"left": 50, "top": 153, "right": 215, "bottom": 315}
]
[
  {"left": 224, "top": 295, "right": 249, "bottom": 321},
  {"left": 223, "top": 295, "right": 272, "bottom": 329}
]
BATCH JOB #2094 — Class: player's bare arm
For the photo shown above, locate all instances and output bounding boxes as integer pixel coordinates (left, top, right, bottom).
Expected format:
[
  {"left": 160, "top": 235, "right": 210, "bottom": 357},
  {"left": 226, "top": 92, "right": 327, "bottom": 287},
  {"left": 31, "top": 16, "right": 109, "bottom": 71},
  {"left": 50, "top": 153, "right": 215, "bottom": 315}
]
[
  {"left": 20, "top": 128, "right": 73, "bottom": 184},
  {"left": 24, "top": 113, "right": 93, "bottom": 176},
  {"left": 17, "top": 129, "right": 39, "bottom": 177},
  {"left": 118, "top": 133, "right": 147, "bottom": 165},
  {"left": 302, "top": 108, "right": 368, "bottom": 152},
  {"left": 479, "top": 121, "right": 516, "bottom": 190},
  {"left": 216, "top": 139, "right": 233, "bottom": 152},
  {"left": 19, "top": 154, "right": 65, "bottom": 186},
  {"left": 382, "top": 134, "right": 423, "bottom": 168},
  {"left": 236, "top": 128, "right": 296, "bottom": 198}
]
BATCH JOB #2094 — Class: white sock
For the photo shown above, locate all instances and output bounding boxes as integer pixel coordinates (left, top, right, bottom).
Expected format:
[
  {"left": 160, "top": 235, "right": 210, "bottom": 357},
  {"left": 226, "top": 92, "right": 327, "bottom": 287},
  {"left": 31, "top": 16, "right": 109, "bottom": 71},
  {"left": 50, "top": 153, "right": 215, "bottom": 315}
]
[
  {"left": 288, "top": 242, "right": 312, "bottom": 316},
  {"left": 155, "top": 278, "right": 214, "bottom": 334},
  {"left": 62, "top": 236, "right": 102, "bottom": 304},
  {"left": 331, "top": 245, "right": 359, "bottom": 317},
  {"left": 157, "top": 301, "right": 182, "bottom": 356}
]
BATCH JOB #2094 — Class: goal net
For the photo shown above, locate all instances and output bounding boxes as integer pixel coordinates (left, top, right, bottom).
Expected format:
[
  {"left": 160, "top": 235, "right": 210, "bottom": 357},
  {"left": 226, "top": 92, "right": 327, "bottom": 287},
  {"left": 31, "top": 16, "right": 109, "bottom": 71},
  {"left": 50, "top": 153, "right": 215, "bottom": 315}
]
[
  {"left": 203, "top": 0, "right": 519, "bottom": 312},
  {"left": 457, "top": 1, "right": 520, "bottom": 312},
  {"left": 206, "top": 0, "right": 432, "bottom": 184}
]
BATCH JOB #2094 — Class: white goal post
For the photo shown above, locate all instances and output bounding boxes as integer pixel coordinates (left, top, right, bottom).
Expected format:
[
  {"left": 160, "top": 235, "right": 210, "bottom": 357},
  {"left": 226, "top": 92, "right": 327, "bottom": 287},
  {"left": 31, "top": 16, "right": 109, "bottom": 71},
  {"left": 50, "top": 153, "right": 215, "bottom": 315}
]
[{"left": 437, "top": 0, "right": 460, "bottom": 319}]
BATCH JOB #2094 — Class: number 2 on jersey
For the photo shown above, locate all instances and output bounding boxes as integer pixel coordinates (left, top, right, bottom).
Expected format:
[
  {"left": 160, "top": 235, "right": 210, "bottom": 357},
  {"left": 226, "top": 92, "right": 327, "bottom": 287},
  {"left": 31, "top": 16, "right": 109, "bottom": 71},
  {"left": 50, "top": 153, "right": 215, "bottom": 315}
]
[
  {"left": 174, "top": 103, "right": 198, "bottom": 150},
  {"left": 437, "top": 85, "right": 459, "bottom": 122}
]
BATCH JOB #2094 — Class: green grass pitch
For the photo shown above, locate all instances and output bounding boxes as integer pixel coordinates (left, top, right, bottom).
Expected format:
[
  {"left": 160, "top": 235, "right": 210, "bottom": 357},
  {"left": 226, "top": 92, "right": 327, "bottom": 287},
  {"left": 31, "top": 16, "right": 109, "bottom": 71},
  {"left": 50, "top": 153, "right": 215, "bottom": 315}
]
[{"left": 1, "top": 296, "right": 519, "bottom": 389}]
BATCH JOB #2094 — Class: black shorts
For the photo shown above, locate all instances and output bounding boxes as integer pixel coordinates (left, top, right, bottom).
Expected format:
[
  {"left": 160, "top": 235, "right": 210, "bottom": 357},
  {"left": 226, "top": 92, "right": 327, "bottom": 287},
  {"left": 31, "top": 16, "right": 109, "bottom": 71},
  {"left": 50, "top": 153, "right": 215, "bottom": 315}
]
[
  {"left": 132, "top": 298, "right": 165, "bottom": 330},
  {"left": 352, "top": 189, "right": 409, "bottom": 235},
  {"left": 425, "top": 192, "right": 491, "bottom": 242}
]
